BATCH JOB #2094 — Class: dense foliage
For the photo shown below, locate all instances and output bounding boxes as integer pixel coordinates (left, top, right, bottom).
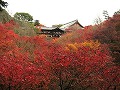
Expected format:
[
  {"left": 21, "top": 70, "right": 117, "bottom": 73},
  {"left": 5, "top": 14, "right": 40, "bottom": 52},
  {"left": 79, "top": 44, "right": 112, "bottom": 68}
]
[
  {"left": 0, "top": 10, "right": 12, "bottom": 23},
  {"left": 14, "top": 12, "right": 33, "bottom": 22},
  {"left": 0, "top": 14, "right": 120, "bottom": 90},
  {"left": 34, "top": 20, "right": 40, "bottom": 26}
]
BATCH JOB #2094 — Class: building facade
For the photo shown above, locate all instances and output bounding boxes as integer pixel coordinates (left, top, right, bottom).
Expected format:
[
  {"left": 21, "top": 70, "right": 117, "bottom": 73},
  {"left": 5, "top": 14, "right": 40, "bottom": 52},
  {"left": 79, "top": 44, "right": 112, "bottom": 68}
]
[{"left": 38, "top": 20, "right": 83, "bottom": 37}]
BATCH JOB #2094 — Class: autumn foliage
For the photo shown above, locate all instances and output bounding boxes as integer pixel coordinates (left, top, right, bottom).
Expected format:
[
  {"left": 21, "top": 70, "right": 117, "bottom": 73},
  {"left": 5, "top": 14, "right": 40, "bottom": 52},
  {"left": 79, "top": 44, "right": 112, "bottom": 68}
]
[{"left": 0, "top": 15, "right": 120, "bottom": 90}]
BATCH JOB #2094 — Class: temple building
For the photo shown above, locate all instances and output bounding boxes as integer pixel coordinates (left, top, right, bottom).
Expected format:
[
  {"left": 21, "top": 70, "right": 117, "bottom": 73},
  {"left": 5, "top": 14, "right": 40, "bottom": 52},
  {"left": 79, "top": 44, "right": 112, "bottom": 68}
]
[{"left": 38, "top": 20, "right": 84, "bottom": 37}]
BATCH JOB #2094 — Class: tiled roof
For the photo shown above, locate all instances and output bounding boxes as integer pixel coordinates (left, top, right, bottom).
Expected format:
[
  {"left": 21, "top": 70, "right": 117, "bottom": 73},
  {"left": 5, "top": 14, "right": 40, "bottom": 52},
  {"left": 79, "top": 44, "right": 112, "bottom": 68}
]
[
  {"left": 41, "top": 27, "right": 56, "bottom": 30},
  {"left": 41, "top": 20, "right": 83, "bottom": 31},
  {"left": 60, "top": 19, "right": 83, "bottom": 30}
]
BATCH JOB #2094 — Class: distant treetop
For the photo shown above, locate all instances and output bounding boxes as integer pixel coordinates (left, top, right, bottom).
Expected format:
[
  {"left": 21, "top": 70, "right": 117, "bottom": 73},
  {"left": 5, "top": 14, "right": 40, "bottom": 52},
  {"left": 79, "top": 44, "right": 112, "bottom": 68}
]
[
  {"left": 14, "top": 12, "right": 33, "bottom": 22},
  {"left": 114, "top": 9, "right": 120, "bottom": 15},
  {"left": 0, "top": 0, "right": 8, "bottom": 11}
]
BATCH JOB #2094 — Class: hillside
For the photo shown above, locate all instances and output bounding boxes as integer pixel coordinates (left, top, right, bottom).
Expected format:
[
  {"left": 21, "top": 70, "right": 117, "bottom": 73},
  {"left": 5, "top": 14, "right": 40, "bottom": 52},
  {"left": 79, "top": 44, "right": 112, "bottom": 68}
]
[
  {"left": 0, "top": 10, "right": 37, "bottom": 36},
  {"left": 0, "top": 8, "right": 120, "bottom": 90},
  {"left": 0, "top": 9, "right": 12, "bottom": 23}
]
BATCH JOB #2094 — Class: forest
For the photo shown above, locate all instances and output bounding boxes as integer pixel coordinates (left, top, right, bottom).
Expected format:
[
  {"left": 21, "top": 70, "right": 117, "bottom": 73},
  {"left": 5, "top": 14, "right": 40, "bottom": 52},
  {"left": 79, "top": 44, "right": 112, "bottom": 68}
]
[{"left": 0, "top": 1, "right": 120, "bottom": 90}]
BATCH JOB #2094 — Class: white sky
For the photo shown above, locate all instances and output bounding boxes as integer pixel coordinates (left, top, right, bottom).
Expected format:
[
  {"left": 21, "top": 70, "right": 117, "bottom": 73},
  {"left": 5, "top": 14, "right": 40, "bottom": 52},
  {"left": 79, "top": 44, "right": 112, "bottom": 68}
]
[{"left": 5, "top": 0, "right": 120, "bottom": 27}]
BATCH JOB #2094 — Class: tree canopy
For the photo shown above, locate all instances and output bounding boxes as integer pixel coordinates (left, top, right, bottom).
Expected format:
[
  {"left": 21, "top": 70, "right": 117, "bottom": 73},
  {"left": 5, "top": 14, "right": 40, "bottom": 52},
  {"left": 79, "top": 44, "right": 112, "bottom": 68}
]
[
  {"left": 0, "top": 0, "right": 8, "bottom": 11},
  {"left": 14, "top": 12, "right": 33, "bottom": 22},
  {"left": 114, "top": 9, "right": 120, "bottom": 15},
  {"left": 34, "top": 20, "right": 40, "bottom": 26}
]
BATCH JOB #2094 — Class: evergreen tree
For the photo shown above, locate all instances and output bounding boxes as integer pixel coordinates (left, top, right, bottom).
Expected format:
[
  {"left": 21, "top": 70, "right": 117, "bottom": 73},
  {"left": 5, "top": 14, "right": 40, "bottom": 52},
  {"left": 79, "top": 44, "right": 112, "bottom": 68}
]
[
  {"left": 34, "top": 20, "right": 40, "bottom": 26},
  {"left": 0, "top": 0, "right": 8, "bottom": 11},
  {"left": 103, "top": 10, "right": 110, "bottom": 20},
  {"left": 114, "top": 9, "right": 120, "bottom": 15}
]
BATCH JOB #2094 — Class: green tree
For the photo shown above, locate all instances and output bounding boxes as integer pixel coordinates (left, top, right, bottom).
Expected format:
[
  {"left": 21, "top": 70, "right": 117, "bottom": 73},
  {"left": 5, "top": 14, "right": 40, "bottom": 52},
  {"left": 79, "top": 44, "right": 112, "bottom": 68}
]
[
  {"left": 14, "top": 12, "right": 33, "bottom": 22},
  {"left": 34, "top": 20, "right": 40, "bottom": 26},
  {"left": 0, "top": 9, "right": 12, "bottom": 23},
  {"left": 103, "top": 10, "right": 110, "bottom": 20},
  {"left": 114, "top": 9, "right": 120, "bottom": 15},
  {"left": 0, "top": 0, "right": 8, "bottom": 11}
]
